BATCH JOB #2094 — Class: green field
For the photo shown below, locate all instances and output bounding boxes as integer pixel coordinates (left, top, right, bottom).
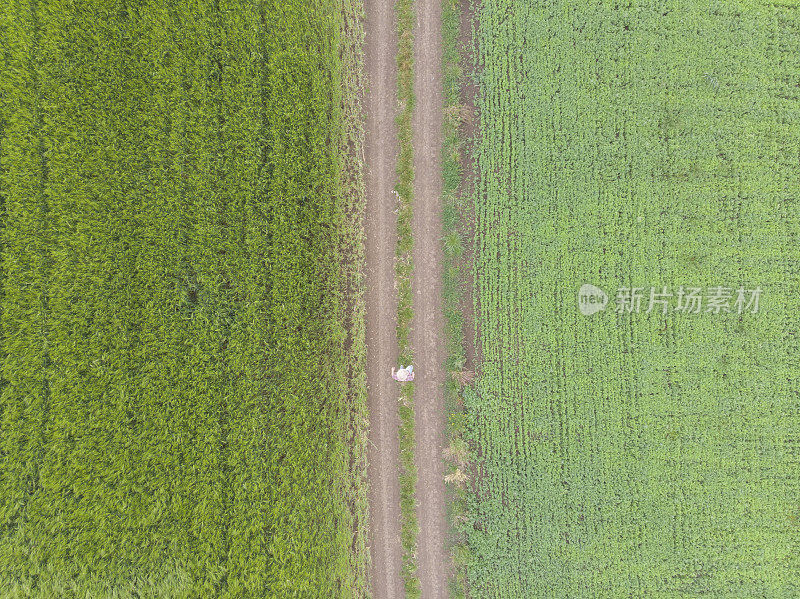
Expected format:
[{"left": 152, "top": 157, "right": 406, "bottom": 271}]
[
  {"left": 0, "top": 0, "right": 368, "bottom": 596},
  {"left": 465, "top": 1, "right": 800, "bottom": 596}
]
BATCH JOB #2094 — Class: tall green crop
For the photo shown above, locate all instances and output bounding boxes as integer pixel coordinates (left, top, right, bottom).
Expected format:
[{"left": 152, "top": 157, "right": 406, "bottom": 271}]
[{"left": 0, "top": 0, "right": 368, "bottom": 596}]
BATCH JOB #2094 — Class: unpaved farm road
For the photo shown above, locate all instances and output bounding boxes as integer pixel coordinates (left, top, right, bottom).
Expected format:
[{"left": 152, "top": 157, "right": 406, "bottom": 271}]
[{"left": 364, "top": 0, "right": 448, "bottom": 597}]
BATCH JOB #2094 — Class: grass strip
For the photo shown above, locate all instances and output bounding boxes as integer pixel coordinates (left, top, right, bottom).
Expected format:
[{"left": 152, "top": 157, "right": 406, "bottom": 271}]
[
  {"left": 394, "top": 0, "right": 419, "bottom": 595},
  {"left": 440, "top": 0, "right": 474, "bottom": 597},
  {"left": 335, "top": 0, "right": 371, "bottom": 594}
]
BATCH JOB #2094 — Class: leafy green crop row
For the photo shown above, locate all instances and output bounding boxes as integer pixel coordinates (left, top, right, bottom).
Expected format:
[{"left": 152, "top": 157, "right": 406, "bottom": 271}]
[
  {"left": 0, "top": 0, "right": 368, "bottom": 596},
  {"left": 465, "top": 1, "right": 800, "bottom": 597}
]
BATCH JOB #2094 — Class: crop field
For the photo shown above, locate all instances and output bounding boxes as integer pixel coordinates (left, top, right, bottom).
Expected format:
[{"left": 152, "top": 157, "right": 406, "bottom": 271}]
[
  {"left": 465, "top": 1, "right": 800, "bottom": 597},
  {"left": 0, "top": 0, "right": 368, "bottom": 596}
]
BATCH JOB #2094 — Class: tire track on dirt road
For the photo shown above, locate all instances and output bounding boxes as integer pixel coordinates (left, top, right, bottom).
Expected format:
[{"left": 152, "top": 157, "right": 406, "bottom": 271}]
[
  {"left": 364, "top": 0, "right": 403, "bottom": 597},
  {"left": 410, "top": 0, "right": 449, "bottom": 596}
]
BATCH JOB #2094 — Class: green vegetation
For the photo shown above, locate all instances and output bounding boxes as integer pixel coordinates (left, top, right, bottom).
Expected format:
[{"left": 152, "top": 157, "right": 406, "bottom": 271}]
[
  {"left": 440, "top": 0, "right": 472, "bottom": 597},
  {"left": 394, "top": 0, "right": 419, "bottom": 595},
  {"left": 465, "top": 1, "right": 800, "bottom": 597},
  {"left": 0, "top": 0, "right": 368, "bottom": 596}
]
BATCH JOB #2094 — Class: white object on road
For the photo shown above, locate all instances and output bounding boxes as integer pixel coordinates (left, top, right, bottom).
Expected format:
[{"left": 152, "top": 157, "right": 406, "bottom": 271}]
[{"left": 392, "top": 364, "right": 415, "bottom": 382}]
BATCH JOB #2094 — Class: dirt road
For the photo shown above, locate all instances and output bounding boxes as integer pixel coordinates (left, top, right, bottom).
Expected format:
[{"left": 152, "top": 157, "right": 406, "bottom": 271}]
[
  {"left": 364, "top": 0, "right": 403, "bottom": 597},
  {"left": 365, "top": 0, "right": 447, "bottom": 596},
  {"left": 410, "top": 0, "right": 449, "bottom": 596}
]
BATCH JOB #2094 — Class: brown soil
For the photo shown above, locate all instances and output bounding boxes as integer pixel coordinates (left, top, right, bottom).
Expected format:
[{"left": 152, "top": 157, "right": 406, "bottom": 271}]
[
  {"left": 411, "top": 0, "right": 450, "bottom": 596},
  {"left": 364, "top": 0, "right": 403, "bottom": 596}
]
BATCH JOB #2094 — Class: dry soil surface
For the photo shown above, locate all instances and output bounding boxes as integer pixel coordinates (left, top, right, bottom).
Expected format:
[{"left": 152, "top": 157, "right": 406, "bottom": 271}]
[
  {"left": 410, "top": 0, "right": 450, "bottom": 596},
  {"left": 364, "top": 0, "right": 403, "bottom": 596}
]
